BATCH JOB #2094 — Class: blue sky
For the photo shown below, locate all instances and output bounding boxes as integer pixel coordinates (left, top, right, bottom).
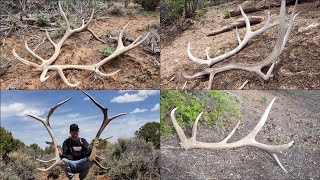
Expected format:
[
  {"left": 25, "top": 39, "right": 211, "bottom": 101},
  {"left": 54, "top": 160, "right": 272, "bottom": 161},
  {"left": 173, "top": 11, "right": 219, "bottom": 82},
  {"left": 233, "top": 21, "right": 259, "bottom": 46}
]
[{"left": 0, "top": 90, "right": 160, "bottom": 149}]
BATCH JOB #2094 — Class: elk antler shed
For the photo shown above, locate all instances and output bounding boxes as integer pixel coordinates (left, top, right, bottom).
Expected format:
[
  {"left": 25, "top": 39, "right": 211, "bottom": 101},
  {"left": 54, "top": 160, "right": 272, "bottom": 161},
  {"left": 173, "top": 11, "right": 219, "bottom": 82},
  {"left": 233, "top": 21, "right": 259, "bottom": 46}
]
[
  {"left": 182, "top": 0, "right": 299, "bottom": 89},
  {"left": 170, "top": 97, "right": 293, "bottom": 173},
  {"left": 13, "top": 1, "right": 149, "bottom": 87}
]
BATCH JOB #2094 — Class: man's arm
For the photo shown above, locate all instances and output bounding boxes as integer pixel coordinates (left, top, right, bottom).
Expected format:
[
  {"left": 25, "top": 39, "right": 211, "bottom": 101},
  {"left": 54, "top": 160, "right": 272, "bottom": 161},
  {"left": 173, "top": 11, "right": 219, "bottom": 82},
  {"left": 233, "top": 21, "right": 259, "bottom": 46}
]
[{"left": 60, "top": 139, "right": 69, "bottom": 159}]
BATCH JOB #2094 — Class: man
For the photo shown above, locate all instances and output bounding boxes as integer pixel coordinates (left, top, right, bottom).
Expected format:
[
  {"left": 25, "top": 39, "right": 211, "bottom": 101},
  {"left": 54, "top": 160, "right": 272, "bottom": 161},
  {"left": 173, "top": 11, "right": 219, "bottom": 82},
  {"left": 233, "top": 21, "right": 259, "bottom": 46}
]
[{"left": 60, "top": 124, "right": 98, "bottom": 180}]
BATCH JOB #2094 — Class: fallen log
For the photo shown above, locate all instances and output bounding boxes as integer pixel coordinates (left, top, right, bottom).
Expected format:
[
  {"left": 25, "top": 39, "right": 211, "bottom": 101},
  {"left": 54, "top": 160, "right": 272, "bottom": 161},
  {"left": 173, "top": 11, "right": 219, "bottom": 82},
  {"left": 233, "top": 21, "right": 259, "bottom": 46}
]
[{"left": 207, "top": 16, "right": 264, "bottom": 37}]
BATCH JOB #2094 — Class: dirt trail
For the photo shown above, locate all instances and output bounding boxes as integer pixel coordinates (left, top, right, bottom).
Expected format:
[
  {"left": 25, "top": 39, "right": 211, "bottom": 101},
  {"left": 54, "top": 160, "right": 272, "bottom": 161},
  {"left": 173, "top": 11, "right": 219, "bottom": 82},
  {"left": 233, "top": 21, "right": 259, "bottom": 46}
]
[
  {"left": 161, "top": 2, "right": 320, "bottom": 90},
  {"left": 161, "top": 90, "right": 320, "bottom": 179},
  {"left": 1, "top": 13, "right": 160, "bottom": 89}
]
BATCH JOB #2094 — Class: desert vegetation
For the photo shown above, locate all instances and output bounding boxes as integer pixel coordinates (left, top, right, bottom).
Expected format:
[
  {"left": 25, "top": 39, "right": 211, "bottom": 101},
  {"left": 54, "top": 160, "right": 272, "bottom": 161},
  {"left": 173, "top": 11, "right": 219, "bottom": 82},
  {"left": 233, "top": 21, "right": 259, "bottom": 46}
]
[{"left": 0, "top": 122, "right": 160, "bottom": 179}]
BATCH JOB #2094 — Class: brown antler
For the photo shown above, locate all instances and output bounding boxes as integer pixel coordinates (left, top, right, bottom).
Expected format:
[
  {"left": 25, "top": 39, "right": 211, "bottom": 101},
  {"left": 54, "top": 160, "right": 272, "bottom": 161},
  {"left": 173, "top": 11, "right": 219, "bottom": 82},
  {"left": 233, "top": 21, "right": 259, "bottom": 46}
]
[
  {"left": 26, "top": 97, "right": 72, "bottom": 171},
  {"left": 182, "top": 0, "right": 299, "bottom": 89},
  {"left": 82, "top": 91, "right": 128, "bottom": 170},
  {"left": 13, "top": 1, "right": 149, "bottom": 87},
  {"left": 170, "top": 97, "right": 293, "bottom": 173}
]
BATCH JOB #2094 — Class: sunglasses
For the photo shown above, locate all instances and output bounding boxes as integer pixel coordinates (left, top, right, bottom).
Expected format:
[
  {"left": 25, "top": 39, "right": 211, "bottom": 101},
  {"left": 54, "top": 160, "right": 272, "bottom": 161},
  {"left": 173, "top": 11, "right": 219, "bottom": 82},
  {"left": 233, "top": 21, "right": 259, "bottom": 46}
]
[{"left": 71, "top": 129, "right": 79, "bottom": 132}]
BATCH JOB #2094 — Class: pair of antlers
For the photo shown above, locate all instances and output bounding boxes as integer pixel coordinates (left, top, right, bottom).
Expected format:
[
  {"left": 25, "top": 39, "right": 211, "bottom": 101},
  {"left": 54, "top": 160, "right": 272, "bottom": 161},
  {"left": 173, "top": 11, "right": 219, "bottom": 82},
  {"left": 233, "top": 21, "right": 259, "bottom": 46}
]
[
  {"left": 27, "top": 91, "right": 128, "bottom": 171},
  {"left": 13, "top": 1, "right": 149, "bottom": 87},
  {"left": 182, "top": 0, "right": 299, "bottom": 89},
  {"left": 170, "top": 97, "right": 293, "bottom": 173}
]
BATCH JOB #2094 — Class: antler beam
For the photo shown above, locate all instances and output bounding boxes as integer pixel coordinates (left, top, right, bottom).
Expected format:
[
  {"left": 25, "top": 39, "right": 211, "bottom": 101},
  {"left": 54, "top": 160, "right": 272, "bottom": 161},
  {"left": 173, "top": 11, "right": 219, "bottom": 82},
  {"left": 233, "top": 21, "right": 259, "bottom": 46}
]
[
  {"left": 82, "top": 91, "right": 128, "bottom": 170},
  {"left": 183, "top": 0, "right": 299, "bottom": 89},
  {"left": 170, "top": 97, "right": 293, "bottom": 173},
  {"left": 26, "top": 97, "right": 72, "bottom": 171}
]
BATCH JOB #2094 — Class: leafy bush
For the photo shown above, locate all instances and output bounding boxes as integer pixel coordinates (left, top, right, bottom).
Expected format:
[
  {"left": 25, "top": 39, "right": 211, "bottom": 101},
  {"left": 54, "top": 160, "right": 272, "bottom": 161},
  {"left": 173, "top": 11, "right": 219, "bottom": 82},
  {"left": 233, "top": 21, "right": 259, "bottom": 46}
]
[
  {"left": 160, "top": 0, "right": 183, "bottom": 25},
  {"left": 107, "top": 4, "right": 125, "bottom": 15},
  {"left": 0, "top": 55, "right": 9, "bottom": 63},
  {"left": 35, "top": 12, "right": 51, "bottom": 26},
  {"left": 6, "top": 15, "right": 19, "bottom": 25},
  {"left": 0, "top": 127, "right": 25, "bottom": 158},
  {"left": 100, "top": 45, "right": 116, "bottom": 57},
  {"left": 136, "top": 0, "right": 159, "bottom": 11},
  {"left": 135, "top": 122, "right": 160, "bottom": 149},
  {"left": 160, "top": 90, "right": 242, "bottom": 134}
]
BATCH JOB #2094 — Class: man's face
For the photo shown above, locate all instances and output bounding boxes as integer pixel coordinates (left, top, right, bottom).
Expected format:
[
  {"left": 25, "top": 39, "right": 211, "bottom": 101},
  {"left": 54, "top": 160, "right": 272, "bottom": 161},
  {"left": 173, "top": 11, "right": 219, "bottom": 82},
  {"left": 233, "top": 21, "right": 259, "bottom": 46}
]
[{"left": 70, "top": 129, "right": 79, "bottom": 138}]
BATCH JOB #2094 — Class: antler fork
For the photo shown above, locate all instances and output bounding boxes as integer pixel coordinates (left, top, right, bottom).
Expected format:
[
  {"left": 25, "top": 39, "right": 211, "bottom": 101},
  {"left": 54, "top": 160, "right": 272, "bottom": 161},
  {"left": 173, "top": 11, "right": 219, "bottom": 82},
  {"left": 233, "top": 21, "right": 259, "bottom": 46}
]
[
  {"left": 170, "top": 97, "right": 293, "bottom": 173},
  {"left": 82, "top": 91, "right": 128, "bottom": 170},
  {"left": 26, "top": 97, "right": 72, "bottom": 171}
]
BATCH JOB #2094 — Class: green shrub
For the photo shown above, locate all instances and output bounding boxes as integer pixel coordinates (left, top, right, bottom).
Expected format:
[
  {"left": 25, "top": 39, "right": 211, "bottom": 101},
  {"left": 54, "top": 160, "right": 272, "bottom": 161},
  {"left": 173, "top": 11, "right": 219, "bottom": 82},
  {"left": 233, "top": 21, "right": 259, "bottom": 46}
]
[
  {"left": 135, "top": 122, "right": 160, "bottom": 149},
  {"left": 160, "top": 90, "right": 242, "bottom": 134},
  {"left": 6, "top": 15, "right": 19, "bottom": 25},
  {"left": 136, "top": 0, "right": 159, "bottom": 11},
  {"left": 92, "top": 138, "right": 160, "bottom": 179},
  {"left": 0, "top": 127, "right": 25, "bottom": 158},
  {"left": 101, "top": 45, "right": 116, "bottom": 57},
  {"left": 160, "top": 0, "right": 183, "bottom": 25},
  {"left": 35, "top": 12, "right": 51, "bottom": 26},
  {"left": 0, "top": 55, "right": 9, "bottom": 63}
]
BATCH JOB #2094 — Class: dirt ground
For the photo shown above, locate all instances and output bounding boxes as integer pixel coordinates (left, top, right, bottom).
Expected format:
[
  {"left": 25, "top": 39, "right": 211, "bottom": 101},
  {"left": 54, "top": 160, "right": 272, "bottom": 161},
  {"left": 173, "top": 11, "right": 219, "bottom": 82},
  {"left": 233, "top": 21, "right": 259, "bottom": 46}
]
[
  {"left": 161, "top": 90, "right": 320, "bottom": 179},
  {"left": 161, "top": 2, "right": 320, "bottom": 90},
  {"left": 37, "top": 170, "right": 110, "bottom": 180},
  {"left": 0, "top": 8, "right": 160, "bottom": 89}
]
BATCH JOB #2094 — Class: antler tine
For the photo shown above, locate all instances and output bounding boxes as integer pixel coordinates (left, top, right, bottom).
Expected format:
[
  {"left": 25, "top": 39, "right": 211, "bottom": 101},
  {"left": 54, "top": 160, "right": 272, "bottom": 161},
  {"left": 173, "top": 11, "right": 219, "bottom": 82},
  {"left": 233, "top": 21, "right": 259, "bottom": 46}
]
[
  {"left": 12, "top": 49, "right": 41, "bottom": 69},
  {"left": 36, "top": 158, "right": 56, "bottom": 163},
  {"left": 170, "top": 97, "right": 293, "bottom": 172},
  {"left": 191, "top": 111, "right": 203, "bottom": 140},
  {"left": 58, "top": 1, "right": 70, "bottom": 30},
  {"left": 24, "top": 41, "right": 45, "bottom": 62},
  {"left": 47, "top": 97, "right": 72, "bottom": 124},
  {"left": 93, "top": 160, "right": 110, "bottom": 170},
  {"left": 37, "top": 161, "right": 62, "bottom": 171},
  {"left": 56, "top": 67, "right": 80, "bottom": 87},
  {"left": 72, "top": 8, "right": 95, "bottom": 33},
  {"left": 170, "top": 108, "right": 188, "bottom": 145},
  {"left": 220, "top": 120, "right": 241, "bottom": 143},
  {"left": 82, "top": 90, "right": 106, "bottom": 111},
  {"left": 245, "top": 97, "right": 276, "bottom": 139}
]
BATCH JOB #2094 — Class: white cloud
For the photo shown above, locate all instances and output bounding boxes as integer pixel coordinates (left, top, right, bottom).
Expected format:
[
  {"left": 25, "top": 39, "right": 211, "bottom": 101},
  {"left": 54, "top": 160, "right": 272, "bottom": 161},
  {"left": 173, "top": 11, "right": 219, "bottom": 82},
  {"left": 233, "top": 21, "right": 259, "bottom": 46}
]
[
  {"left": 118, "top": 90, "right": 134, "bottom": 93},
  {"left": 83, "top": 97, "right": 90, "bottom": 101},
  {"left": 65, "top": 113, "right": 81, "bottom": 118},
  {"left": 111, "top": 90, "right": 159, "bottom": 103},
  {"left": 151, "top": 103, "right": 160, "bottom": 111},
  {"left": 131, "top": 108, "right": 148, "bottom": 114},
  {"left": 1, "top": 102, "right": 45, "bottom": 119}
]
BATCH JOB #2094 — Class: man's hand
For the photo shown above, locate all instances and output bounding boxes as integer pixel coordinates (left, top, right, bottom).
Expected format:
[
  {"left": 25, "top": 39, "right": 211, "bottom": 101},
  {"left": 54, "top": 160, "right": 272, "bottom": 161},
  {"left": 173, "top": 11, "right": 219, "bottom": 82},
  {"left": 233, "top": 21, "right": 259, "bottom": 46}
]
[
  {"left": 58, "top": 149, "right": 62, "bottom": 156},
  {"left": 93, "top": 141, "right": 99, "bottom": 147}
]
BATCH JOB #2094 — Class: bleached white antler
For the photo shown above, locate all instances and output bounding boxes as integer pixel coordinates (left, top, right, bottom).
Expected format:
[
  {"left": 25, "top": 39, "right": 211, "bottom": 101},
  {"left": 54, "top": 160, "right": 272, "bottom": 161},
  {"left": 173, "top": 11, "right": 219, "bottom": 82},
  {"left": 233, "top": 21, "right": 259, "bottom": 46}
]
[
  {"left": 170, "top": 97, "right": 293, "bottom": 173},
  {"left": 183, "top": 0, "right": 299, "bottom": 89},
  {"left": 27, "top": 97, "right": 71, "bottom": 171}
]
